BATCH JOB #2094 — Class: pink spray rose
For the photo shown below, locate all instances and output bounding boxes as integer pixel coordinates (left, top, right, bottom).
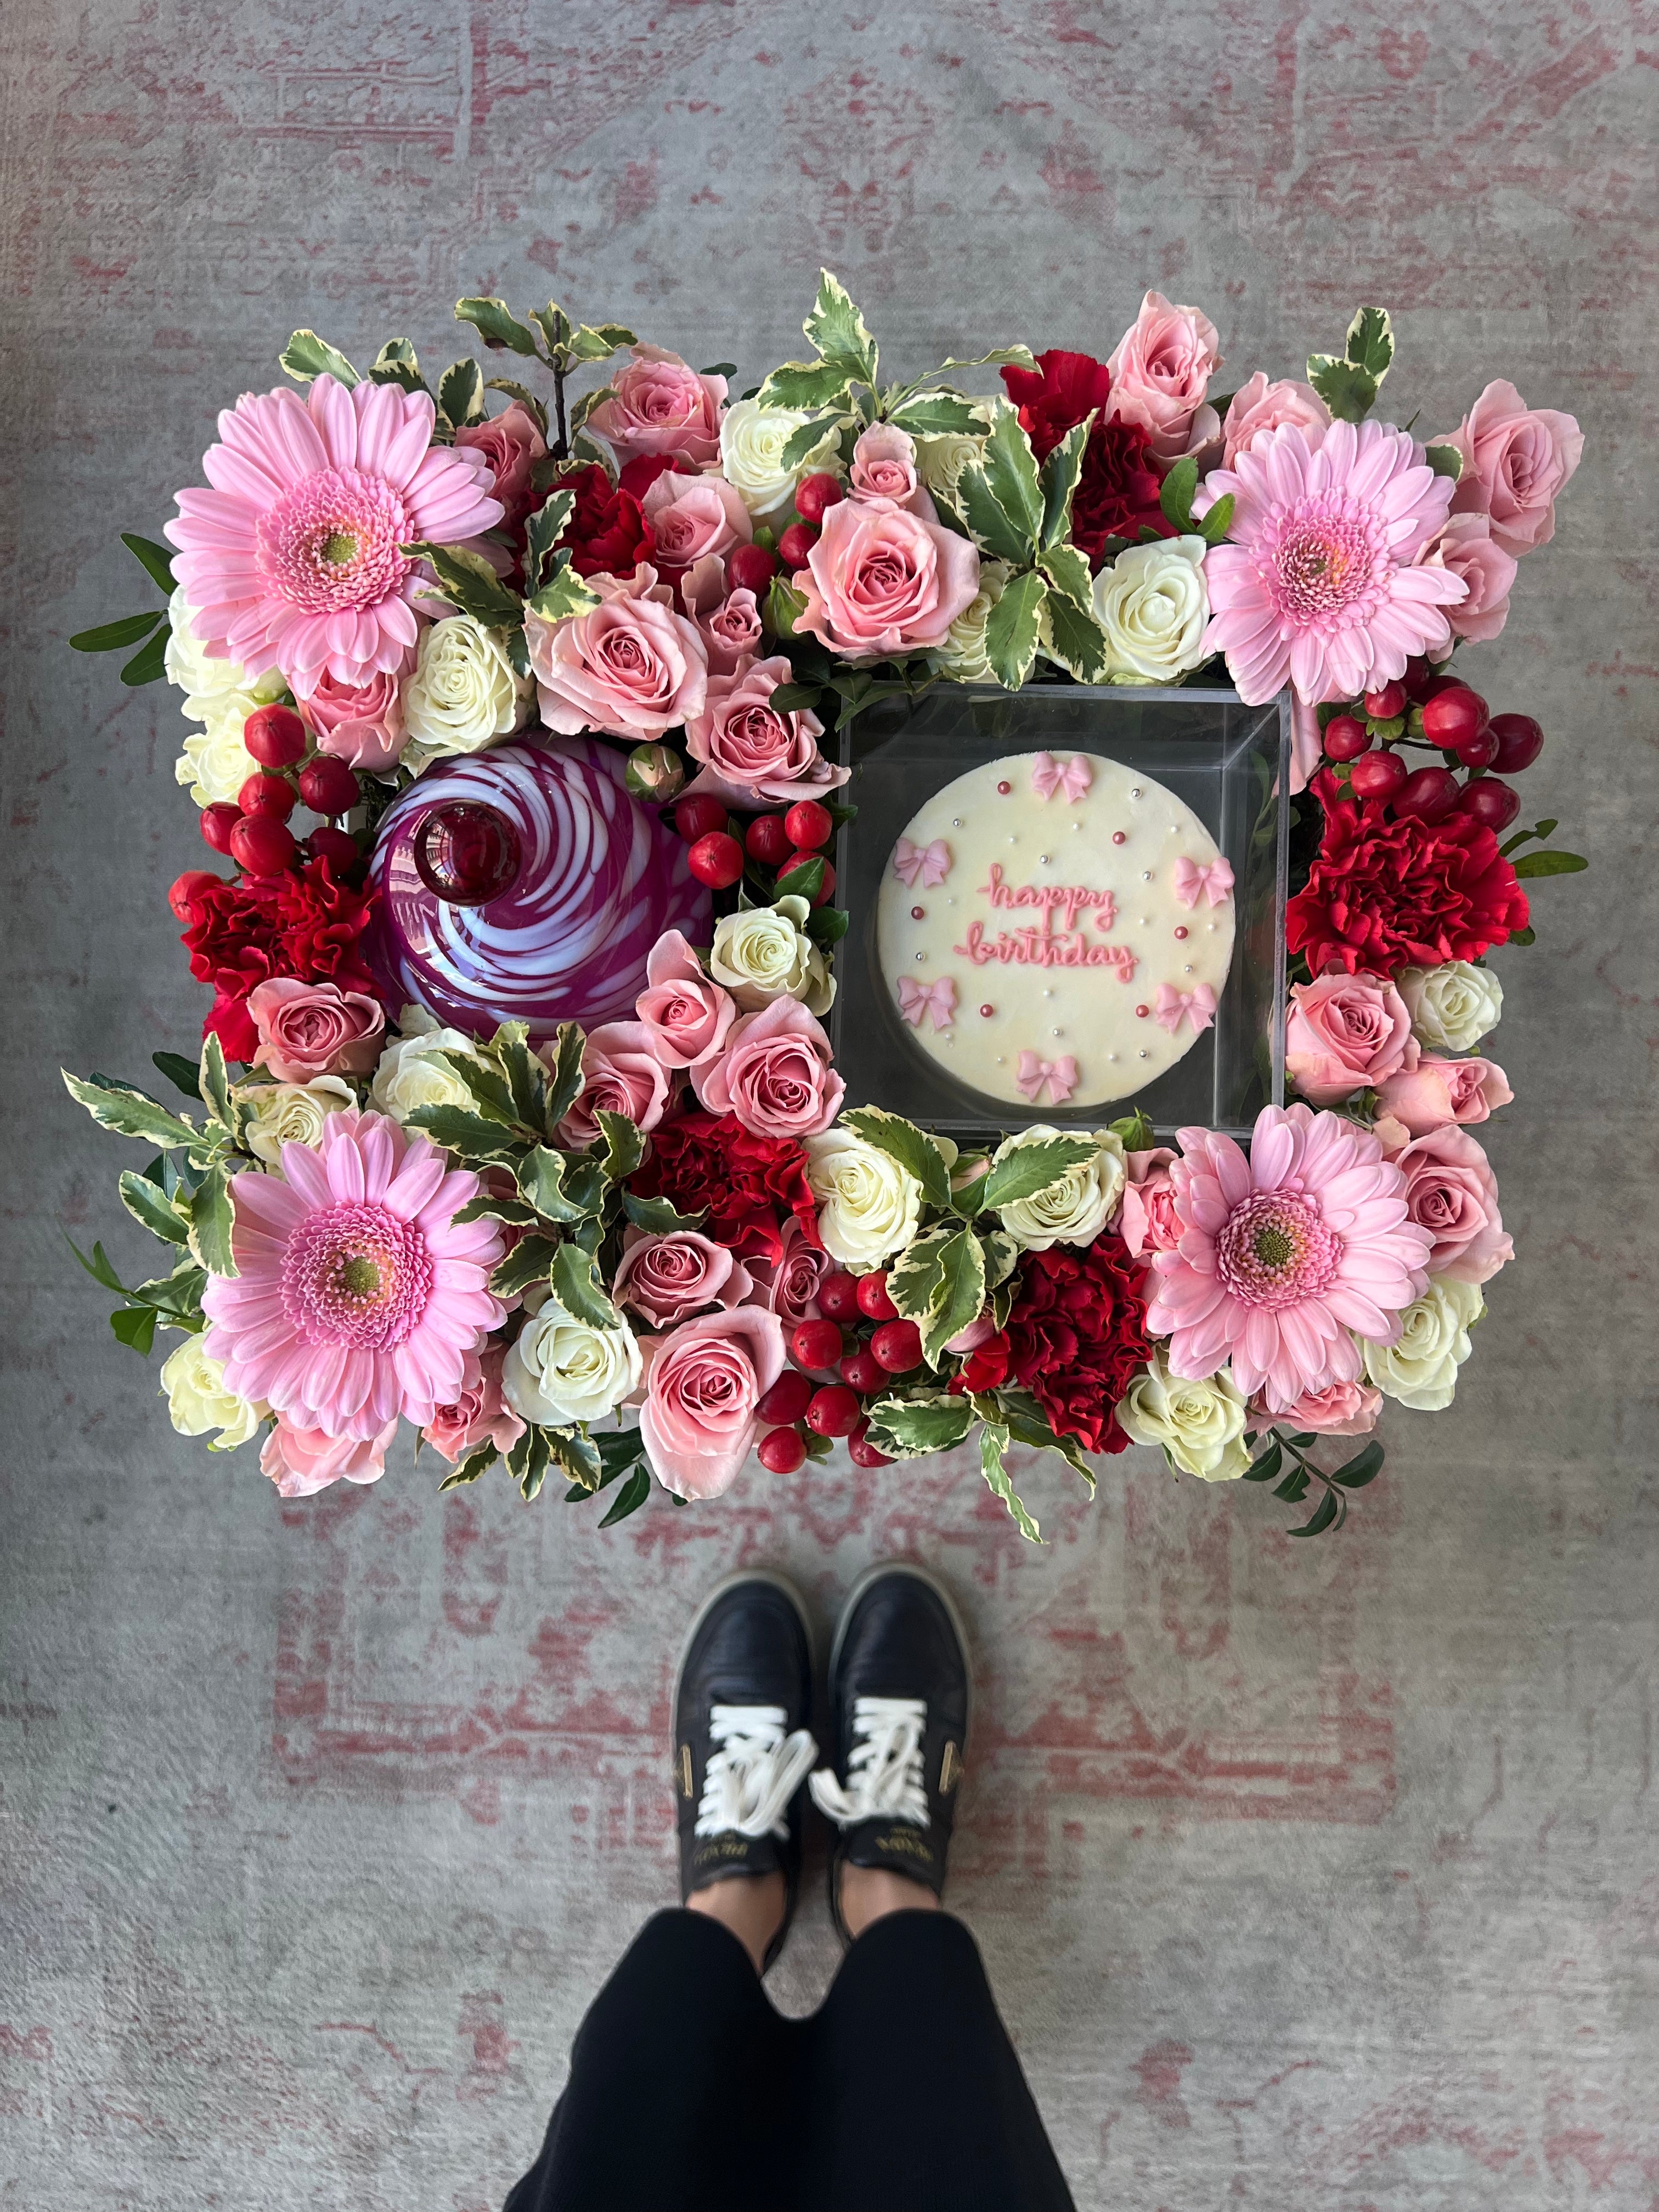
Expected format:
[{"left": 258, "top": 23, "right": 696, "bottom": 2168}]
[
  {"left": 681, "top": 556, "right": 765, "bottom": 674},
  {"left": 1273, "top": 1379, "right": 1382, "bottom": 1437},
  {"left": 527, "top": 565, "right": 708, "bottom": 742},
  {"left": 246, "top": 977, "right": 386, "bottom": 1081},
  {"left": 1285, "top": 968, "right": 1418, "bottom": 1106},
  {"left": 1391, "top": 1125, "right": 1512, "bottom": 1284},
  {"left": 295, "top": 660, "right": 410, "bottom": 773},
  {"left": 1118, "top": 1147, "right": 1181, "bottom": 1259},
  {"left": 455, "top": 401, "right": 548, "bottom": 529},
  {"left": 849, "top": 422, "right": 929, "bottom": 513},
  {"left": 614, "top": 1227, "right": 754, "bottom": 1329},
  {"left": 1375, "top": 1054, "right": 1513, "bottom": 1138},
  {"left": 641, "top": 470, "right": 752, "bottom": 574},
  {"left": 743, "top": 1215, "right": 831, "bottom": 1327},
  {"left": 1417, "top": 512, "right": 1520, "bottom": 644},
  {"left": 1106, "top": 291, "right": 1223, "bottom": 466},
  {"left": 555, "top": 1020, "right": 673, "bottom": 1149},
  {"left": 682, "top": 653, "right": 849, "bottom": 809},
  {"left": 585, "top": 346, "right": 727, "bottom": 468},
  {"left": 1438, "top": 379, "right": 1583, "bottom": 556},
  {"left": 691, "top": 997, "right": 845, "bottom": 1139},
  {"left": 638, "top": 1305, "right": 787, "bottom": 1500},
  {"left": 1221, "top": 373, "right": 1330, "bottom": 468},
  {"left": 794, "top": 496, "right": 980, "bottom": 662},
  {"left": 635, "top": 929, "right": 736, "bottom": 1069},
  {"left": 262, "top": 1414, "right": 398, "bottom": 1498},
  {"left": 422, "top": 1344, "right": 526, "bottom": 1465}
]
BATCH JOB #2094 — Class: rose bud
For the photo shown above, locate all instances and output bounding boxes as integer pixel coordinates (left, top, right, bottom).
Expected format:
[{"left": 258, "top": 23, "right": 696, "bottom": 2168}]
[{"left": 625, "top": 743, "right": 687, "bottom": 802}]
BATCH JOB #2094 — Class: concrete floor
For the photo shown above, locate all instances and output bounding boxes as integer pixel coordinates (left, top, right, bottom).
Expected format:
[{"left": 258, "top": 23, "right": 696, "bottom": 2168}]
[{"left": 3, "top": 5, "right": 1656, "bottom": 2207}]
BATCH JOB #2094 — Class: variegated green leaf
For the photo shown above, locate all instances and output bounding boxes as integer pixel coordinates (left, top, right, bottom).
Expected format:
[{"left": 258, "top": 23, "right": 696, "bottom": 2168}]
[{"left": 981, "top": 568, "right": 1046, "bottom": 690}]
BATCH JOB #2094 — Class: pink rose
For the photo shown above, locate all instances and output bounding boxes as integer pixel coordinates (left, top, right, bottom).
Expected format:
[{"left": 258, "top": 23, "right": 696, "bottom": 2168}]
[
  {"left": 945, "top": 1311, "right": 998, "bottom": 1356},
  {"left": 455, "top": 401, "right": 548, "bottom": 529},
  {"left": 555, "top": 1020, "right": 673, "bottom": 1149},
  {"left": 1438, "top": 379, "right": 1583, "bottom": 556},
  {"left": 1418, "top": 512, "right": 1520, "bottom": 644},
  {"left": 794, "top": 496, "right": 981, "bottom": 662},
  {"left": 1274, "top": 1380, "right": 1382, "bottom": 1437},
  {"left": 1119, "top": 1147, "right": 1181, "bottom": 1259},
  {"left": 635, "top": 929, "right": 736, "bottom": 1069},
  {"left": 1221, "top": 373, "right": 1330, "bottom": 468},
  {"left": 1285, "top": 967, "right": 1418, "bottom": 1106},
  {"left": 641, "top": 470, "right": 752, "bottom": 572},
  {"left": 614, "top": 1227, "right": 754, "bottom": 1329},
  {"left": 1105, "top": 291, "right": 1223, "bottom": 467},
  {"left": 528, "top": 566, "right": 708, "bottom": 742},
  {"left": 849, "top": 422, "right": 929, "bottom": 514},
  {"left": 247, "top": 977, "right": 386, "bottom": 1081},
  {"left": 638, "top": 1305, "right": 786, "bottom": 1500},
  {"left": 262, "top": 1414, "right": 398, "bottom": 1498},
  {"left": 295, "top": 661, "right": 410, "bottom": 773},
  {"left": 681, "top": 653, "right": 849, "bottom": 809},
  {"left": 743, "top": 1215, "right": 831, "bottom": 1327},
  {"left": 1392, "top": 1125, "right": 1513, "bottom": 1284},
  {"left": 1375, "top": 1054, "right": 1513, "bottom": 1138},
  {"left": 691, "top": 997, "right": 844, "bottom": 1139},
  {"left": 585, "top": 345, "right": 727, "bottom": 469},
  {"left": 679, "top": 557, "right": 765, "bottom": 674},
  {"left": 422, "top": 1344, "right": 526, "bottom": 1465}
]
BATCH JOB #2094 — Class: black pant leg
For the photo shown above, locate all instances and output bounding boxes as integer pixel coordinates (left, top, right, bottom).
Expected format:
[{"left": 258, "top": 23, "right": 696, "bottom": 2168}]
[
  {"left": 798, "top": 1911, "right": 1077, "bottom": 2212},
  {"left": 504, "top": 1908, "right": 795, "bottom": 2212}
]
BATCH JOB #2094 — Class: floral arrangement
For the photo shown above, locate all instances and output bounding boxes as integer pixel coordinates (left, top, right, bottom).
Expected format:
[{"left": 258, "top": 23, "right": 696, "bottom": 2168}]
[{"left": 64, "top": 275, "right": 1585, "bottom": 1540}]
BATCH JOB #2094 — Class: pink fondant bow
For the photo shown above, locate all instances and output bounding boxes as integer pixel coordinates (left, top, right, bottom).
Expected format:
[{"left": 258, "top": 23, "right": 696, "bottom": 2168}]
[
  {"left": 892, "top": 836, "right": 952, "bottom": 890},
  {"left": 1016, "top": 1050, "right": 1080, "bottom": 1105},
  {"left": 1030, "top": 752, "right": 1093, "bottom": 803},
  {"left": 1154, "top": 981, "right": 1218, "bottom": 1036},
  {"left": 897, "top": 975, "right": 957, "bottom": 1032},
  {"left": 1172, "top": 855, "right": 1235, "bottom": 910}
]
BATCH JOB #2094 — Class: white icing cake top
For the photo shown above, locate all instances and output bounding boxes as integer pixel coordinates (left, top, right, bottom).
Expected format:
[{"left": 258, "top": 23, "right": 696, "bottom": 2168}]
[{"left": 874, "top": 749, "right": 1236, "bottom": 1110}]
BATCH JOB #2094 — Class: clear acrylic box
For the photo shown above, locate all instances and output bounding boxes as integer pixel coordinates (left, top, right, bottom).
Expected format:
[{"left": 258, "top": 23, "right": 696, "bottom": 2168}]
[{"left": 828, "top": 684, "right": 1291, "bottom": 1143}]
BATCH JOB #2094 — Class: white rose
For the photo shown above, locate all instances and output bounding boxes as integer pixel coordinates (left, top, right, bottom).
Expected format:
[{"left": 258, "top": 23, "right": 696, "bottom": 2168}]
[
  {"left": 235, "top": 1076, "right": 356, "bottom": 1166},
  {"left": 932, "top": 562, "right": 1008, "bottom": 682},
  {"left": 1117, "top": 1356, "right": 1251, "bottom": 1482},
  {"left": 1364, "top": 1278, "right": 1485, "bottom": 1410},
  {"left": 175, "top": 718, "right": 259, "bottom": 809},
  {"left": 1397, "top": 962, "right": 1503, "bottom": 1053},
  {"left": 719, "top": 399, "right": 834, "bottom": 522},
  {"left": 991, "top": 1124, "right": 1125, "bottom": 1251},
  {"left": 1091, "top": 535, "right": 1211, "bottom": 685},
  {"left": 371, "top": 1009, "right": 495, "bottom": 1122},
  {"left": 504, "top": 1285, "right": 642, "bottom": 1426},
  {"left": 165, "top": 588, "right": 284, "bottom": 707},
  {"left": 159, "top": 1335, "right": 266, "bottom": 1451},
  {"left": 805, "top": 1130, "right": 923, "bottom": 1272},
  {"left": 709, "top": 896, "right": 834, "bottom": 1015},
  {"left": 400, "top": 614, "right": 531, "bottom": 775},
  {"left": 167, "top": 592, "right": 285, "bottom": 805},
  {"left": 915, "top": 428, "right": 988, "bottom": 503}
]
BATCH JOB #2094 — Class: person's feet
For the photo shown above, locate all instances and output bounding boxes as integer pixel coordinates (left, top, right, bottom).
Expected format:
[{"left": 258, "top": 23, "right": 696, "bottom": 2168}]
[
  {"left": 809, "top": 1562, "right": 972, "bottom": 1946},
  {"left": 674, "top": 1571, "right": 817, "bottom": 1975}
]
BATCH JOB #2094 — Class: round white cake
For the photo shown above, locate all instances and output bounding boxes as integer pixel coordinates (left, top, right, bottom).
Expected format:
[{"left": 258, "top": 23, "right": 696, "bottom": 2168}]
[{"left": 874, "top": 749, "right": 1236, "bottom": 1111}]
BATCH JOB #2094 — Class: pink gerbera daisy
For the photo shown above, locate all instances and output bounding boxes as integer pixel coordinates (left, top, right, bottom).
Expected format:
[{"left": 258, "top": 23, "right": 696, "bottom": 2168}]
[
  {"left": 1147, "top": 1104, "right": 1432, "bottom": 1413},
  {"left": 166, "top": 375, "right": 504, "bottom": 692},
  {"left": 202, "top": 1110, "right": 506, "bottom": 1441},
  {"left": 1198, "top": 418, "right": 1467, "bottom": 704}
]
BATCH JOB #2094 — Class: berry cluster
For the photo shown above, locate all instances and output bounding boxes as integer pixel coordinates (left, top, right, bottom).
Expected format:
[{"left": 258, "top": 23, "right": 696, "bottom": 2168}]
[
  {"left": 198, "top": 705, "right": 365, "bottom": 879},
  {"left": 753, "top": 1267, "right": 916, "bottom": 1472},
  {"left": 1320, "top": 659, "right": 1544, "bottom": 831},
  {"left": 674, "top": 790, "right": 837, "bottom": 898}
]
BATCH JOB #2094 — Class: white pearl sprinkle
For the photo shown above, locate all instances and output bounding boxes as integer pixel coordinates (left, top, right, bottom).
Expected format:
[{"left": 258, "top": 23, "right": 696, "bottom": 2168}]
[
  {"left": 1141, "top": 870, "right": 1152, "bottom": 882},
  {"left": 1052, "top": 1026, "right": 1063, "bottom": 1037},
  {"left": 995, "top": 1054, "right": 1005, "bottom": 1065},
  {"left": 952, "top": 817, "right": 963, "bottom": 827},
  {"left": 1130, "top": 787, "right": 1143, "bottom": 799},
  {"left": 1184, "top": 963, "right": 1194, "bottom": 974},
  {"left": 915, "top": 951, "right": 926, "bottom": 962},
  {"left": 1108, "top": 1052, "right": 1118, "bottom": 1062},
  {"left": 1141, "top": 916, "right": 1151, "bottom": 926},
  {"left": 1007, "top": 834, "right": 1017, "bottom": 844},
  {"left": 1039, "top": 854, "right": 1050, "bottom": 865},
  {"left": 1138, "top": 1048, "right": 1149, "bottom": 1058},
  {"left": 1207, "top": 922, "right": 1216, "bottom": 932},
  {"left": 1042, "top": 988, "right": 1053, "bottom": 998},
  {"left": 1071, "top": 820, "right": 1082, "bottom": 830}
]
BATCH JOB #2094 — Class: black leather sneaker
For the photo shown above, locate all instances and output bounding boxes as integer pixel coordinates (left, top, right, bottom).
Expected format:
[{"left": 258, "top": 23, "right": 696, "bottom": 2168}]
[
  {"left": 809, "top": 1562, "right": 972, "bottom": 1946},
  {"left": 672, "top": 1570, "right": 818, "bottom": 1974}
]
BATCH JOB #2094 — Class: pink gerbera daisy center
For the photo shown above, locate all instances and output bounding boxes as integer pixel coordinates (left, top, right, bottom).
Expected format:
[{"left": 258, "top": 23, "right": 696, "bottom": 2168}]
[
  {"left": 1214, "top": 1191, "right": 1340, "bottom": 1310},
  {"left": 281, "top": 1200, "right": 434, "bottom": 1351},
  {"left": 1260, "top": 494, "right": 1386, "bottom": 633},
  {"left": 256, "top": 465, "right": 414, "bottom": 614}
]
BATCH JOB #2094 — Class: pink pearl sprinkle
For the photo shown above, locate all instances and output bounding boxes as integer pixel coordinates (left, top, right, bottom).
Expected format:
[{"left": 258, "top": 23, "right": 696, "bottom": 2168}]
[
  {"left": 996, "top": 780, "right": 1012, "bottom": 795},
  {"left": 979, "top": 1002, "right": 995, "bottom": 1018},
  {"left": 910, "top": 905, "right": 925, "bottom": 920},
  {"left": 1135, "top": 1004, "right": 1149, "bottom": 1018},
  {"left": 1111, "top": 831, "right": 1127, "bottom": 845},
  {"left": 1174, "top": 926, "right": 1188, "bottom": 940}
]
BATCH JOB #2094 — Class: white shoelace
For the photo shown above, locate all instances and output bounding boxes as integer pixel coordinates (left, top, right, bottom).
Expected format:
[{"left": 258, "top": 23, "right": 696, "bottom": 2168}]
[
  {"left": 809, "top": 1695, "right": 930, "bottom": 1830},
  {"left": 693, "top": 1705, "right": 819, "bottom": 1842}
]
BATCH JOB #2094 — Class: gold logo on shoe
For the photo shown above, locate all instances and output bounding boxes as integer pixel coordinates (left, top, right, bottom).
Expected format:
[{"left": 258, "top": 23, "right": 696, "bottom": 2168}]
[
  {"left": 939, "top": 1741, "right": 963, "bottom": 1794},
  {"left": 678, "top": 1744, "right": 694, "bottom": 1799},
  {"left": 877, "top": 1828, "right": 934, "bottom": 1865}
]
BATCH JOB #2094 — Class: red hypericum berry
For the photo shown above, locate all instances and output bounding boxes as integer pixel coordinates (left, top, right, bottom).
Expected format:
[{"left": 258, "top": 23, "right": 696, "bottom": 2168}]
[
  {"left": 200, "top": 802, "right": 242, "bottom": 855},
  {"left": 805, "top": 1384, "right": 862, "bottom": 1439},
  {"left": 726, "top": 543, "right": 780, "bottom": 596},
  {"left": 793, "top": 472, "right": 845, "bottom": 525},
  {"left": 776, "top": 521, "right": 820, "bottom": 570},
  {"left": 1392, "top": 766, "right": 1462, "bottom": 822},
  {"left": 744, "top": 814, "right": 794, "bottom": 867},
  {"left": 757, "top": 1370, "right": 815, "bottom": 1426},
  {"left": 168, "top": 869, "right": 221, "bottom": 922},
  {"left": 758, "top": 1426, "right": 808, "bottom": 1475},
  {"left": 870, "top": 1319, "right": 924, "bottom": 1374},
  {"left": 848, "top": 1433, "right": 894, "bottom": 1468},
  {"left": 855, "top": 1272, "right": 899, "bottom": 1322},
  {"left": 1488, "top": 713, "right": 1544, "bottom": 774},
  {"left": 238, "top": 771, "right": 297, "bottom": 821},
  {"left": 687, "top": 831, "right": 746, "bottom": 889},
  {"left": 241, "top": 703, "right": 308, "bottom": 769},
  {"left": 1347, "top": 749, "right": 1408, "bottom": 802},
  {"left": 839, "top": 1347, "right": 887, "bottom": 1395},
  {"left": 783, "top": 798, "right": 834, "bottom": 852},
  {"left": 1455, "top": 776, "right": 1521, "bottom": 832},
  {"left": 1420, "top": 686, "right": 1488, "bottom": 748},
  {"left": 675, "top": 794, "right": 730, "bottom": 843},
  {"left": 1361, "top": 681, "right": 1406, "bottom": 720},
  {"left": 791, "top": 1318, "right": 845, "bottom": 1373},
  {"left": 297, "top": 756, "right": 360, "bottom": 817},
  {"left": 816, "top": 1271, "right": 863, "bottom": 1322},
  {"left": 229, "top": 814, "right": 298, "bottom": 876},
  {"left": 1322, "top": 714, "right": 1372, "bottom": 763},
  {"left": 1454, "top": 725, "right": 1500, "bottom": 769},
  {"left": 306, "top": 825, "right": 362, "bottom": 877}
]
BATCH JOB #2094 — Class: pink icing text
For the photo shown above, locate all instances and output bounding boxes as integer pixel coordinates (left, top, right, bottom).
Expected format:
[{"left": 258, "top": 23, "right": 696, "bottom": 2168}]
[
  {"left": 954, "top": 919, "right": 1139, "bottom": 978},
  {"left": 980, "top": 863, "right": 1116, "bottom": 935}
]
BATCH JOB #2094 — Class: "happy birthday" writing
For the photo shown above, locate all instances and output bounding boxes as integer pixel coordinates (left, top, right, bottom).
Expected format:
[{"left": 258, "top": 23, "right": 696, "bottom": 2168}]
[{"left": 979, "top": 863, "right": 1116, "bottom": 935}]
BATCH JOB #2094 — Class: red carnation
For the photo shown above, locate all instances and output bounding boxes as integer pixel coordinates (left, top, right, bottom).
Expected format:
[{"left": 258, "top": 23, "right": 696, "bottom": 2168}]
[
  {"left": 1287, "top": 783, "right": 1530, "bottom": 977},
  {"left": 556, "top": 462, "right": 656, "bottom": 579},
  {"left": 1001, "top": 348, "right": 1169, "bottom": 567},
  {"left": 951, "top": 1234, "right": 1153, "bottom": 1457},
  {"left": 629, "top": 1110, "right": 820, "bottom": 1266},
  {"left": 177, "top": 859, "right": 380, "bottom": 1064}
]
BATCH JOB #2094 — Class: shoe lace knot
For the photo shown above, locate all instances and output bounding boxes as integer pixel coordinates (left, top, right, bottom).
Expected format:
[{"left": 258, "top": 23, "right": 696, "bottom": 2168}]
[
  {"left": 694, "top": 1705, "right": 817, "bottom": 1842},
  {"left": 809, "top": 1695, "right": 930, "bottom": 1830}
]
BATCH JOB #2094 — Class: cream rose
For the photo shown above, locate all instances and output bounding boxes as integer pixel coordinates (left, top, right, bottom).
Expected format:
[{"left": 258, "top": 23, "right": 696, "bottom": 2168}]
[
  {"left": 1363, "top": 1278, "right": 1484, "bottom": 1410},
  {"left": 709, "top": 896, "right": 834, "bottom": 1015},
  {"left": 370, "top": 1010, "right": 496, "bottom": 1123},
  {"left": 159, "top": 1335, "right": 266, "bottom": 1451},
  {"left": 235, "top": 1075, "right": 356, "bottom": 1166},
  {"left": 400, "top": 614, "right": 531, "bottom": 774},
  {"left": 167, "top": 591, "right": 286, "bottom": 806},
  {"left": 991, "top": 1124, "right": 1125, "bottom": 1251},
  {"left": 805, "top": 1129, "right": 924, "bottom": 1272},
  {"left": 1397, "top": 962, "right": 1503, "bottom": 1053},
  {"left": 1118, "top": 1356, "right": 1251, "bottom": 1482},
  {"left": 503, "top": 1284, "right": 643, "bottom": 1426},
  {"left": 932, "top": 562, "right": 1008, "bottom": 682},
  {"left": 1091, "top": 535, "right": 1210, "bottom": 684},
  {"left": 719, "top": 399, "right": 834, "bottom": 522},
  {"left": 915, "top": 430, "right": 988, "bottom": 503}
]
